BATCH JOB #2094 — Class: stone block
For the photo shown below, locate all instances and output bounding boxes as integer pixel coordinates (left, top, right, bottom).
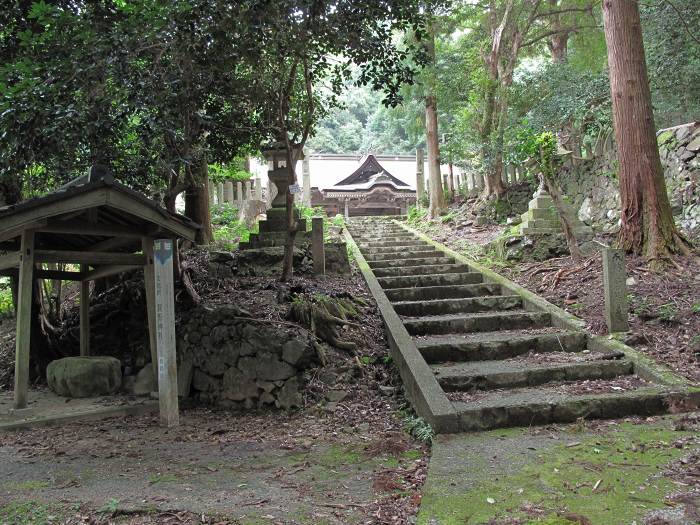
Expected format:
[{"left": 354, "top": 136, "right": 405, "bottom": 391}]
[
  {"left": 47, "top": 356, "right": 122, "bottom": 398},
  {"left": 602, "top": 248, "right": 630, "bottom": 333}
]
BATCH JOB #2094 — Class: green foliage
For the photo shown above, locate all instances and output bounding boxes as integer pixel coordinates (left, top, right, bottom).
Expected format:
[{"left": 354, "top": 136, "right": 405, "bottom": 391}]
[
  {"left": 213, "top": 221, "right": 255, "bottom": 251},
  {"left": 407, "top": 205, "right": 428, "bottom": 225},
  {"left": 210, "top": 203, "right": 239, "bottom": 226},
  {"left": 401, "top": 407, "right": 435, "bottom": 444},
  {"left": 209, "top": 163, "right": 254, "bottom": 184},
  {"left": 0, "top": 278, "right": 13, "bottom": 318}
]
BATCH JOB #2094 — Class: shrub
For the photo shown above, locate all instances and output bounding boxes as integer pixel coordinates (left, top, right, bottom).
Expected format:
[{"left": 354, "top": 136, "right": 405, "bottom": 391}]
[{"left": 0, "top": 278, "right": 13, "bottom": 318}]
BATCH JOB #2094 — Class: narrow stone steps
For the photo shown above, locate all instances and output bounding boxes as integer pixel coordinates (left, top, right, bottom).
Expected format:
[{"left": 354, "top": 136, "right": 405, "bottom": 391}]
[
  {"left": 452, "top": 385, "right": 675, "bottom": 432},
  {"left": 354, "top": 235, "right": 418, "bottom": 243},
  {"left": 433, "top": 358, "right": 633, "bottom": 392},
  {"left": 368, "top": 256, "right": 456, "bottom": 269},
  {"left": 403, "top": 311, "right": 551, "bottom": 336},
  {"left": 373, "top": 263, "right": 471, "bottom": 278},
  {"left": 392, "top": 295, "right": 522, "bottom": 317},
  {"left": 365, "top": 250, "right": 446, "bottom": 262},
  {"left": 384, "top": 283, "right": 502, "bottom": 302},
  {"left": 415, "top": 330, "right": 587, "bottom": 363},
  {"left": 377, "top": 272, "right": 484, "bottom": 290}
]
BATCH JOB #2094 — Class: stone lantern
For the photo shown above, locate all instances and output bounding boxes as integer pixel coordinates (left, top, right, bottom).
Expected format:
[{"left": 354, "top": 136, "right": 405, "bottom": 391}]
[{"left": 259, "top": 143, "right": 305, "bottom": 234}]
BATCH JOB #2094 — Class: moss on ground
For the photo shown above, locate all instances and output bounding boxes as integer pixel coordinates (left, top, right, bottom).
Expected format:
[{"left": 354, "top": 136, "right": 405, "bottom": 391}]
[
  {"left": 418, "top": 421, "right": 698, "bottom": 525},
  {"left": 0, "top": 500, "right": 68, "bottom": 525}
]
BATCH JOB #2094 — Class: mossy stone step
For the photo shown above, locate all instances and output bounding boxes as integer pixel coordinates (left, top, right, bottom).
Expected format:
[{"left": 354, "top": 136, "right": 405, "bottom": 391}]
[
  {"left": 364, "top": 250, "right": 446, "bottom": 262},
  {"left": 434, "top": 359, "right": 633, "bottom": 392},
  {"left": 453, "top": 386, "right": 691, "bottom": 432},
  {"left": 377, "top": 272, "right": 484, "bottom": 290},
  {"left": 415, "top": 330, "right": 587, "bottom": 363},
  {"left": 393, "top": 295, "right": 522, "bottom": 317},
  {"left": 384, "top": 283, "right": 502, "bottom": 302},
  {"left": 368, "top": 256, "right": 456, "bottom": 269},
  {"left": 403, "top": 311, "right": 551, "bottom": 336},
  {"left": 373, "top": 263, "right": 471, "bottom": 278}
]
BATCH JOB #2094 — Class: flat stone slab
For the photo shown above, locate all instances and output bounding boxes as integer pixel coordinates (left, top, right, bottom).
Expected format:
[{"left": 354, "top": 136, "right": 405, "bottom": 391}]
[
  {"left": 368, "top": 256, "right": 456, "bottom": 269},
  {"left": 378, "top": 272, "right": 484, "bottom": 289},
  {"left": 373, "top": 263, "right": 471, "bottom": 278},
  {"left": 0, "top": 389, "right": 156, "bottom": 431},
  {"left": 385, "top": 283, "right": 502, "bottom": 302},
  {"left": 433, "top": 358, "right": 633, "bottom": 391},
  {"left": 392, "top": 295, "right": 522, "bottom": 316},
  {"left": 403, "top": 311, "right": 551, "bottom": 336},
  {"left": 415, "top": 329, "right": 588, "bottom": 363},
  {"left": 365, "top": 250, "right": 445, "bottom": 261}
]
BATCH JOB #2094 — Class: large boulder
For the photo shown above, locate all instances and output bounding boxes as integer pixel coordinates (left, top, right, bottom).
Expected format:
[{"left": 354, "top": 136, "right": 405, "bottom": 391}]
[{"left": 47, "top": 356, "right": 122, "bottom": 398}]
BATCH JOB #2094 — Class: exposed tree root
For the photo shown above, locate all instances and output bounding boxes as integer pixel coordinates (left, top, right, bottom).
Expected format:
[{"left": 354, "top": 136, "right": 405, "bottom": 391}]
[{"left": 287, "top": 293, "right": 362, "bottom": 354}]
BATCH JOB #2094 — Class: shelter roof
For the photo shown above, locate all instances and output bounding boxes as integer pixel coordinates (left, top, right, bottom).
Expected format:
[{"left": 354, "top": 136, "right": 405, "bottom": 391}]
[{"left": 0, "top": 175, "right": 199, "bottom": 252}]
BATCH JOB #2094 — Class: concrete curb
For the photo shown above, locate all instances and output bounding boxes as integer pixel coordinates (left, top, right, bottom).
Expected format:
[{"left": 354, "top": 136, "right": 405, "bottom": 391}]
[
  {"left": 395, "top": 220, "right": 696, "bottom": 390},
  {"left": 343, "top": 228, "right": 459, "bottom": 433}
]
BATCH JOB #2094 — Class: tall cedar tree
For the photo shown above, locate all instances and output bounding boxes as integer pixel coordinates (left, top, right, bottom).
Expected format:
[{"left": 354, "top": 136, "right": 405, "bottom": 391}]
[{"left": 602, "top": 0, "right": 690, "bottom": 262}]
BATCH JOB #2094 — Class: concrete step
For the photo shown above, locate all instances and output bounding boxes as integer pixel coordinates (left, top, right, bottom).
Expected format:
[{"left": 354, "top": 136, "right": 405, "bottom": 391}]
[
  {"left": 377, "top": 272, "right": 484, "bottom": 290},
  {"left": 354, "top": 234, "right": 416, "bottom": 242},
  {"left": 364, "top": 250, "right": 446, "bottom": 262},
  {"left": 359, "top": 239, "right": 428, "bottom": 248},
  {"left": 368, "top": 256, "right": 456, "bottom": 269},
  {"left": 403, "top": 310, "right": 551, "bottom": 336},
  {"left": 361, "top": 244, "right": 432, "bottom": 254},
  {"left": 452, "top": 384, "right": 684, "bottom": 432},
  {"left": 384, "top": 283, "right": 502, "bottom": 302},
  {"left": 393, "top": 295, "right": 522, "bottom": 317},
  {"left": 373, "top": 264, "right": 472, "bottom": 278},
  {"left": 415, "top": 330, "right": 587, "bottom": 363},
  {"left": 434, "top": 358, "right": 633, "bottom": 392}
]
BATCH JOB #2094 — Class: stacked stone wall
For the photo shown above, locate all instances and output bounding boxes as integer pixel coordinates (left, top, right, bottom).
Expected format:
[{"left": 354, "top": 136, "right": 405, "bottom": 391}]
[{"left": 178, "top": 306, "right": 322, "bottom": 410}]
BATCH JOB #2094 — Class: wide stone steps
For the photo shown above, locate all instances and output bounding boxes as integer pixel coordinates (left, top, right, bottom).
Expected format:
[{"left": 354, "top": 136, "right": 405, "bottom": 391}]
[
  {"left": 403, "top": 311, "right": 551, "bottom": 336},
  {"left": 415, "top": 330, "right": 588, "bottom": 363},
  {"left": 433, "top": 358, "right": 633, "bottom": 392},
  {"left": 377, "top": 272, "right": 484, "bottom": 289},
  {"left": 373, "top": 263, "right": 471, "bottom": 278},
  {"left": 345, "top": 217, "right": 690, "bottom": 433},
  {"left": 392, "top": 295, "right": 522, "bottom": 317}
]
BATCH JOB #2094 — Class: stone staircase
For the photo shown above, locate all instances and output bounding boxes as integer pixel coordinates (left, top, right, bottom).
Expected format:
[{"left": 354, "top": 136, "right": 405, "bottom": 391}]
[{"left": 346, "top": 217, "right": 698, "bottom": 432}]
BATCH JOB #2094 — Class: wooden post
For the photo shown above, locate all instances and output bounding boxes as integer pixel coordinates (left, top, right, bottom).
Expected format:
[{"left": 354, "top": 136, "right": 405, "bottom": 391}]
[
  {"left": 142, "top": 237, "right": 158, "bottom": 386},
  {"left": 344, "top": 199, "right": 349, "bottom": 219},
  {"left": 602, "top": 248, "right": 630, "bottom": 333},
  {"left": 13, "top": 231, "right": 35, "bottom": 409},
  {"left": 154, "top": 239, "right": 179, "bottom": 427},
  {"left": 311, "top": 217, "right": 325, "bottom": 276},
  {"left": 79, "top": 265, "right": 90, "bottom": 356}
]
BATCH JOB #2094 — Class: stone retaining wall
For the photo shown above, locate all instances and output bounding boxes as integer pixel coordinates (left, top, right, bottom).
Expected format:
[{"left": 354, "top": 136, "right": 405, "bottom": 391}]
[
  {"left": 559, "top": 121, "right": 700, "bottom": 237},
  {"left": 178, "top": 306, "right": 322, "bottom": 410}
]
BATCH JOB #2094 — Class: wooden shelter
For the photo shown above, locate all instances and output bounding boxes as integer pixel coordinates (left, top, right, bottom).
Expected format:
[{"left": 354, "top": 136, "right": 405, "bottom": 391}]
[{"left": 0, "top": 173, "right": 198, "bottom": 425}]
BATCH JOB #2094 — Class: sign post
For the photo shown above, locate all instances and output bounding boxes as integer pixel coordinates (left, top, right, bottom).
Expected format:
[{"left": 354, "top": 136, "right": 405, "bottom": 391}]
[{"left": 154, "top": 239, "right": 179, "bottom": 427}]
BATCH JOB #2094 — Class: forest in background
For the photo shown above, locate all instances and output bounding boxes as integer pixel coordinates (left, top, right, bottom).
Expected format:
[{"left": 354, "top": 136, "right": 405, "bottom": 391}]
[{"left": 307, "top": 1, "right": 700, "bottom": 157}]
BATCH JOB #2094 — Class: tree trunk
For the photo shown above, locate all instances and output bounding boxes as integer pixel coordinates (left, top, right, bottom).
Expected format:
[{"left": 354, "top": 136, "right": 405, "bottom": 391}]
[
  {"left": 184, "top": 160, "right": 213, "bottom": 245},
  {"left": 548, "top": 0, "right": 569, "bottom": 64},
  {"left": 482, "top": 86, "right": 506, "bottom": 198},
  {"left": 448, "top": 162, "right": 455, "bottom": 199},
  {"left": 602, "top": 0, "right": 689, "bottom": 262},
  {"left": 426, "top": 94, "right": 446, "bottom": 218},
  {"left": 281, "top": 147, "right": 299, "bottom": 282}
]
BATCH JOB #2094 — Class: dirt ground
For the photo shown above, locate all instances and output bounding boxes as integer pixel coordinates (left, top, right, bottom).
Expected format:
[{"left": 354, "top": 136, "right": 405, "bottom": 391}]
[{"left": 0, "top": 404, "right": 428, "bottom": 525}]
